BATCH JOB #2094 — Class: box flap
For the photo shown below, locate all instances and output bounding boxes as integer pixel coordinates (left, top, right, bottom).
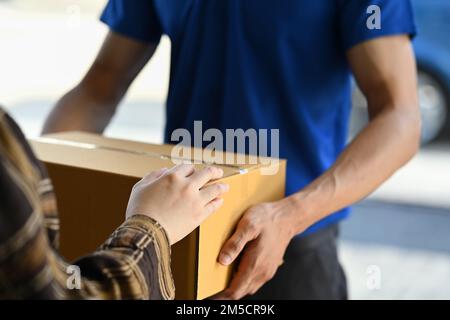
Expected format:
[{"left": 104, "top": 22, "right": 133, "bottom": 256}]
[
  {"left": 41, "top": 132, "right": 271, "bottom": 169},
  {"left": 30, "top": 132, "right": 273, "bottom": 179}
]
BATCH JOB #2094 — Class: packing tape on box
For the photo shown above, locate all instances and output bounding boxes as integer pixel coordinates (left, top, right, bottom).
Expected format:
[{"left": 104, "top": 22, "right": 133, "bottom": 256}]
[{"left": 35, "top": 137, "right": 255, "bottom": 175}]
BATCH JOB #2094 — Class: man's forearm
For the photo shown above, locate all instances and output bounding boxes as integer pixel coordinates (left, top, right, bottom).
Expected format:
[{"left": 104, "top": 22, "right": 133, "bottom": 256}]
[
  {"left": 42, "top": 31, "right": 159, "bottom": 135},
  {"left": 287, "top": 105, "right": 421, "bottom": 233},
  {"left": 42, "top": 83, "right": 120, "bottom": 134}
]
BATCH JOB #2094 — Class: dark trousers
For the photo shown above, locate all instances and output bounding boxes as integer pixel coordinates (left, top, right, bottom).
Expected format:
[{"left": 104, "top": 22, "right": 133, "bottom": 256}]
[{"left": 246, "top": 224, "right": 348, "bottom": 300}]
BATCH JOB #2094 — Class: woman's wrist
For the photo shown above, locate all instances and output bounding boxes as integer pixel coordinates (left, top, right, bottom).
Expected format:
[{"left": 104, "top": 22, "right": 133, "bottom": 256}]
[{"left": 125, "top": 214, "right": 172, "bottom": 246}]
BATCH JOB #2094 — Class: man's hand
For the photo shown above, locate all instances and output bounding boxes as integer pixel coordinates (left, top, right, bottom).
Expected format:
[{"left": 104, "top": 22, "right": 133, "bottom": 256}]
[
  {"left": 213, "top": 198, "right": 299, "bottom": 300},
  {"left": 213, "top": 35, "right": 420, "bottom": 300}
]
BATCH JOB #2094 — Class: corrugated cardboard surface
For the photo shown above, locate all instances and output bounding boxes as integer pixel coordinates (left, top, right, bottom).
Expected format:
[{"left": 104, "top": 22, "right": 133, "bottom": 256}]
[{"left": 30, "top": 132, "right": 286, "bottom": 299}]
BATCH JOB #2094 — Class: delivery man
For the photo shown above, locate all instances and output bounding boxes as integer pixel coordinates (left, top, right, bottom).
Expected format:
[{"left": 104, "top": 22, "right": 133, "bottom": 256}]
[{"left": 43, "top": 0, "right": 420, "bottom": 299}]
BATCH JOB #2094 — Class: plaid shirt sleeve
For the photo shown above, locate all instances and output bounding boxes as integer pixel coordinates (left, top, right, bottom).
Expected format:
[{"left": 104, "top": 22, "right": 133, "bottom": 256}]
[{"left": 0, "top": 108, "right": 175, "bottom": 300}]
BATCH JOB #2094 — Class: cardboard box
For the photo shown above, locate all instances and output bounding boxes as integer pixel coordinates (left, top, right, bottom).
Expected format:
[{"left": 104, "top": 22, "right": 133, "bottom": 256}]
[{"left": 30, "top": 132, "right": 286, "bottom": 299}]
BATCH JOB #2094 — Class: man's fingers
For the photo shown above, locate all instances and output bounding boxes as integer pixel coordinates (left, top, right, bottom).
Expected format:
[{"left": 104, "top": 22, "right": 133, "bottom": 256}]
[
  {"left": 200, "top": 183, "right": 229, "bottom": 203},
  {"left": 214, "top": 245, "right": 257, "bottom": 300},
  {"left": 190, "top": 166, "right": 224, "bottom": 188},
  {"left": 247, "top": 266, "right": 276, "bottom": 297},
  {"left": 169, "top": 163, "right": 195, "bottom": 177},
  {"left": 219, "top": 217, "right": 258, "bottom": 266}
]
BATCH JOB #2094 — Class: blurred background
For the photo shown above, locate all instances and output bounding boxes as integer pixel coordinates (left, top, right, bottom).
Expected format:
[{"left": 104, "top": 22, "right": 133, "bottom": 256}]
[{"left": 0, "top": 0, "right": 449, "bottom": 299}]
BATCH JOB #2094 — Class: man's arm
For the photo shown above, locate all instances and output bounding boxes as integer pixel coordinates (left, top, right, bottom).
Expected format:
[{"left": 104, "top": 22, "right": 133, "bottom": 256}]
[
  {"left": 289, "top": 35, "right": 420, "bottom": 225},
  {"left": 42, "top": 31, "right": 157, "bottom": 134},
  {"left": 216, "top": 35, "right": 420, "bottom": 299}
]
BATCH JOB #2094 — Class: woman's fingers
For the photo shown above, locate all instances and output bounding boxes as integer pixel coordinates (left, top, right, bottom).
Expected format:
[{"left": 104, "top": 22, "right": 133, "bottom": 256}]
[
  {"left": 200, "top": 183, "right": 229, "bottom": 203},
  {"left": 190, "top": 166, "right": 224, "bottom": 188},
  {"left": 169, "top": 163, "right": 196, "bottom": 177},
  {"left": 204, "top": 198, "right": 225, "bottom": 217},
  {"left": 143, "top": 167, "right": 168, "bottom": 182}
]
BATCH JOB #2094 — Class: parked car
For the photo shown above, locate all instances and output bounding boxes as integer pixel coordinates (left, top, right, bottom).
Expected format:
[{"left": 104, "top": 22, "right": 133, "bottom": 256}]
[{"left": 351, "top": 0, "right": 450, "bottom": 144}]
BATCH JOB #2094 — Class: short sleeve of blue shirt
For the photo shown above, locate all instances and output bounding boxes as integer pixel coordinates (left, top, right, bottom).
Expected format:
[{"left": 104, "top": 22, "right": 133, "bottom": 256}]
[
  {"left": 100, "top": 0, "right": 162, "bottom": 43},
  {"left": 338, "top": 0, "right": 417, "bottom": 51}
]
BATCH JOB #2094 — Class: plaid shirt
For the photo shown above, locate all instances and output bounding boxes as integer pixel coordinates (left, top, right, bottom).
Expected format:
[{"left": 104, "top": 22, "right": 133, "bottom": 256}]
[{"left": 0, "top": 108, "right": 175, "bottom": 299}]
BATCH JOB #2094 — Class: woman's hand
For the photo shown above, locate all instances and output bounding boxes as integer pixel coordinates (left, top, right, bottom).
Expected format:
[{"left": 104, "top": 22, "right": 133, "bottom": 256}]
[{"left": 126, "top": 164, "right": 229, "bottom": 244}]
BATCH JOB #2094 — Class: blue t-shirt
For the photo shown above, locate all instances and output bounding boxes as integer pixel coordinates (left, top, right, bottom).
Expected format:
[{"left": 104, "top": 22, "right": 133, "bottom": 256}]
[{"left": 101, "top": 0, "right": 416, "bottom": 235}]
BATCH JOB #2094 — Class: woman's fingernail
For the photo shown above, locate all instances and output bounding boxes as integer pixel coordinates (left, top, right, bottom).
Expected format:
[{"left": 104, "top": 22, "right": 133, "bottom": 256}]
[{"left": 219, "top": 253, "right": 232, "bottom": 265}]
